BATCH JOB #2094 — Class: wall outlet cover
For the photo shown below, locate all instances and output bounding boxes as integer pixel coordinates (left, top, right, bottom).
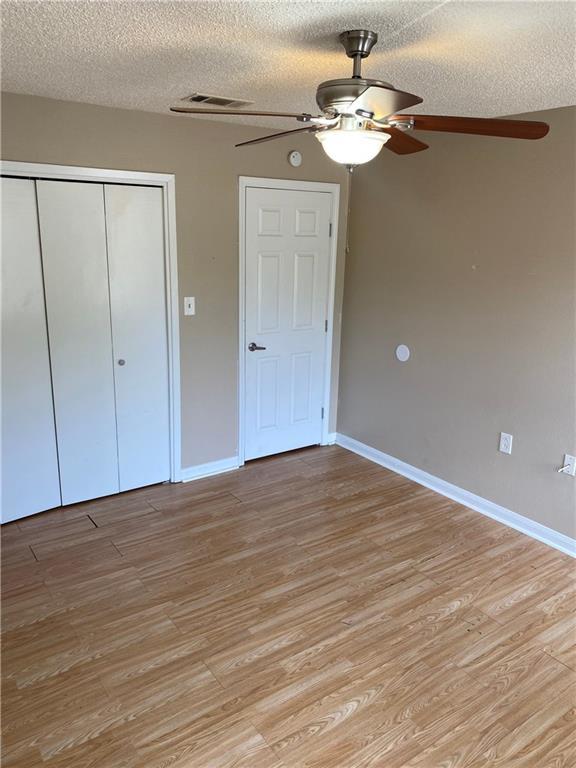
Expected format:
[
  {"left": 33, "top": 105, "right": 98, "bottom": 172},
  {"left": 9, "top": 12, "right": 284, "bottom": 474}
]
[
  {"left": 560, "top": 454, "right": 576, "bottom": 476},
  {"left": 499, "top": 432, "right": 513, "bottom": 455}
]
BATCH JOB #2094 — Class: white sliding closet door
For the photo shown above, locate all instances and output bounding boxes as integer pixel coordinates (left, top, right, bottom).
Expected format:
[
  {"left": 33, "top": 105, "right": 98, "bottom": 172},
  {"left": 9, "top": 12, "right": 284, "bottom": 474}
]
[
  {"left": 104, "top": 185, "right": 170, "bottom": 491},
  {"left": 1, "top": 178, "right": 61, "bottom": 522},
  {"left": 37, "top": 180, "right": 120, "bottom": 505}
]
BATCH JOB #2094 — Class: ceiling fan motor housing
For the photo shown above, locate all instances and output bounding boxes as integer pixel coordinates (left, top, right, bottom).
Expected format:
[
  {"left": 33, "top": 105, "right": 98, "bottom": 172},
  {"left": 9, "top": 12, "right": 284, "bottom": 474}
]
[{"left": 316, "top": 78, "right": 394, "bottom": 116}]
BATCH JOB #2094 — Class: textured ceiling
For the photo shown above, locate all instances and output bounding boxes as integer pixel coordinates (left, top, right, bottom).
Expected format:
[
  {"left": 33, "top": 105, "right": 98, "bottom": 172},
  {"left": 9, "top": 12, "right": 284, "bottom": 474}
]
[{"left": 2, "top": 1, "right": 575, "bottom": 129}]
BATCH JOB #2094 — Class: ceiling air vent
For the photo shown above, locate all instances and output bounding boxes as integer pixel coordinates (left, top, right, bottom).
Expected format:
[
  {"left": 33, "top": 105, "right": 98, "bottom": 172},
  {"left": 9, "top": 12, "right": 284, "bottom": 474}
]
[{"left": 181, "top": 92, "right": 254, "bottom": 109}]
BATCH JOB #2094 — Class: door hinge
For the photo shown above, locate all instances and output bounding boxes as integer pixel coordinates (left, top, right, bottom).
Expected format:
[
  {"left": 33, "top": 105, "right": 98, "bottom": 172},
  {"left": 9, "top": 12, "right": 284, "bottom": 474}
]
[
  {"left": 321, "top": 407, "right": 325, "bottom": 419},
  {"left": 324, "top": 319, "right": 328, "bottom": 332},
  {"left": 329, "top": 222, "right": 333, "bottom": 238}
]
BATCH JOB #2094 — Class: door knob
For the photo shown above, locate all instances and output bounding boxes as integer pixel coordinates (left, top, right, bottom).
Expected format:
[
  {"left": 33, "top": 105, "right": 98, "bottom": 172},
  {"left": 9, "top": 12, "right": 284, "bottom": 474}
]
[
  {"left": 248, "top": 342, "right": 266, "bottom": 352},
  {"left": 118, "top": 359, "right": 126, "bottom": 366}
]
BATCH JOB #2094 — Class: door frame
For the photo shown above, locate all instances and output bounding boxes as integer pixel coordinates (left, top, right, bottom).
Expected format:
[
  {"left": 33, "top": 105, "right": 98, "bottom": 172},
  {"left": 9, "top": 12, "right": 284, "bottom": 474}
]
[
  {"left": 238, "top": 176, "right": 340, "bottom": 466},
  {"left": 1, "top": 160, "right": 182, "bottom": 482}
]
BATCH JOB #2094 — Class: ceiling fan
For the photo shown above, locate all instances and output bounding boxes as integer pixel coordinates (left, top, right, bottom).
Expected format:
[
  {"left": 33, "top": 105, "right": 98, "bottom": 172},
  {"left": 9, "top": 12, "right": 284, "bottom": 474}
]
[{"left": 170, "top": 29, "right": 550, "bottom": 168}]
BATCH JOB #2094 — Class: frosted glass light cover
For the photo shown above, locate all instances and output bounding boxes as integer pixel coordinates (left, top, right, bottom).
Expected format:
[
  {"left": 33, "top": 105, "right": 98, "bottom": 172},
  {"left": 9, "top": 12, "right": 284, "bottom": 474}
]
[{"left": 316, "top": 129, "right": 390, "bottom": 165}]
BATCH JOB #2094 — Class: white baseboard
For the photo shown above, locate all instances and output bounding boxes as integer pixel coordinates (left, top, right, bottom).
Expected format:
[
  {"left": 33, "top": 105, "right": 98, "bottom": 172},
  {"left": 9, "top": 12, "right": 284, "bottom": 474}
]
[
  {"left": 335, "top": 433, "right": 576, "bottom": 558},
  {"left": 181, "top": 437, "right": 338, "bottom": 483},
  {"left": 181, "top": 456, "right": 240, "bottom": 483}
]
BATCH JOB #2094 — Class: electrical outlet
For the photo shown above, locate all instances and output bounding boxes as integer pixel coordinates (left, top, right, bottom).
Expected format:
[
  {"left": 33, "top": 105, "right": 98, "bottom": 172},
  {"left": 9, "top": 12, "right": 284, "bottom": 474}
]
[
  {"left": 499, "top": 432, "right": 513, "bottom": 455},
  {"left": 559, "top": 454, "right": 576, "bottom": 477}
]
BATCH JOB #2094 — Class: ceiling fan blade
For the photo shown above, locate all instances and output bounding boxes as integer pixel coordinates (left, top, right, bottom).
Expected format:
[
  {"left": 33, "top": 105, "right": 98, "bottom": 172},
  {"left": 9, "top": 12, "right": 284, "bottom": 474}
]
[
  {"left": 171, "top": 106, "right": 314, "bottom": 121},
  {"left": 372, "top": 126, "right": 429, "bottom": 155},
  {"left": 349, "top": 85, "right": 423, "bottom": 122},
  {"left": 236, "top": 126, "right": 320, "bottom": 147},
  {"left": 397, "top": 115, "right": 550, "bottom": 140}
]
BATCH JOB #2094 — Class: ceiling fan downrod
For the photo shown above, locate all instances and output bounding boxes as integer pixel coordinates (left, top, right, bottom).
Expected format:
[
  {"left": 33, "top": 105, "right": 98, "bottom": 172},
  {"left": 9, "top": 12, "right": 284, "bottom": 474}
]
[{"left": 339, "top": 29, "right": 378, "bottom": 78}]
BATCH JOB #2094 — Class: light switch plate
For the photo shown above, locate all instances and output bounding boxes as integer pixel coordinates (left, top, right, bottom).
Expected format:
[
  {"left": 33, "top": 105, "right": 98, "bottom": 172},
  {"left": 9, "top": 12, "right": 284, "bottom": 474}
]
[{"left": 184, "top": 297, "right": 195, "bottom": 316}]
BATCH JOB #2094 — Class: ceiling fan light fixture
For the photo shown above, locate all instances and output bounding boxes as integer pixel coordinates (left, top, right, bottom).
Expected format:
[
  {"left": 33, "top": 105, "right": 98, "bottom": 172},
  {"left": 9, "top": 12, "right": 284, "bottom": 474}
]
[{"left": 316, "top": 128, "right": 390, "bottom": 165}]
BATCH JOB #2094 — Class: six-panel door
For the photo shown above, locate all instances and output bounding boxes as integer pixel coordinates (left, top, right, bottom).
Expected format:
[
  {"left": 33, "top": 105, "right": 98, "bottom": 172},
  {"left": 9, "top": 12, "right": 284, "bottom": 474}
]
[{"left": 244, "top": 187, "right": 332, "bottom": 460}]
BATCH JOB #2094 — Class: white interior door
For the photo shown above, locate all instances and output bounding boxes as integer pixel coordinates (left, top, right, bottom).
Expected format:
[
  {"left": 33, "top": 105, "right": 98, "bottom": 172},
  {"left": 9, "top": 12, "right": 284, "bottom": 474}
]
[
  {"left": 244, "top": 186, "right": 332, "bottom": 460},
  {"left": 104, "top": 184, "right": 170, "bottom": 491},
  {"left": 37, "top": 180, "right": 120, "bottom": 505},
  {"left": 1, "top": 178, "right": 62, "bottom": 522}
]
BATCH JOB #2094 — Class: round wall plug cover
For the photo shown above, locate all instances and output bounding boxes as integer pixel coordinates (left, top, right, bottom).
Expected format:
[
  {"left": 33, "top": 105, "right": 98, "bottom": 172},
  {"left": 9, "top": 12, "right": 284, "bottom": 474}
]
[
  {"left": 288, "top": 150, "right": 302, "bottom": 167},
  {"left": 395, "top": 344, "right": 410, "bottom": 362}
]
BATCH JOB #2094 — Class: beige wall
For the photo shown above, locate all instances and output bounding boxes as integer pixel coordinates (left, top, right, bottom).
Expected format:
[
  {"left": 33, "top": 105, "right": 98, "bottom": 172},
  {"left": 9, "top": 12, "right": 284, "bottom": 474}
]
[
  {"left": 3, "top": 93, "right": 574, "bottom": 538},
  {"left": 1, "top": 92, "right": 348, "bottom": 469},
  {"left": 338, "top": 106, "right": 576, "bottom": 538}
]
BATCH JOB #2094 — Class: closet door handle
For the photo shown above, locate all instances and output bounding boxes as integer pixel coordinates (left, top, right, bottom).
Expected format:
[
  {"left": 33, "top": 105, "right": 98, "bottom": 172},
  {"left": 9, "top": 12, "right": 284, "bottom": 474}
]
[{"left": 117, "top": 359, "right": 126, "bottom": 366}]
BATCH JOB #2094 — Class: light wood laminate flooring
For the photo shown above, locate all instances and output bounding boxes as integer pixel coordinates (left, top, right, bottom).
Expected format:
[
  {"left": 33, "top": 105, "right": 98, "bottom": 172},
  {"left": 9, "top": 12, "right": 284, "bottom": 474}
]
[{"left": 2, "top": 446, "right": 575, "bottom": 767}]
